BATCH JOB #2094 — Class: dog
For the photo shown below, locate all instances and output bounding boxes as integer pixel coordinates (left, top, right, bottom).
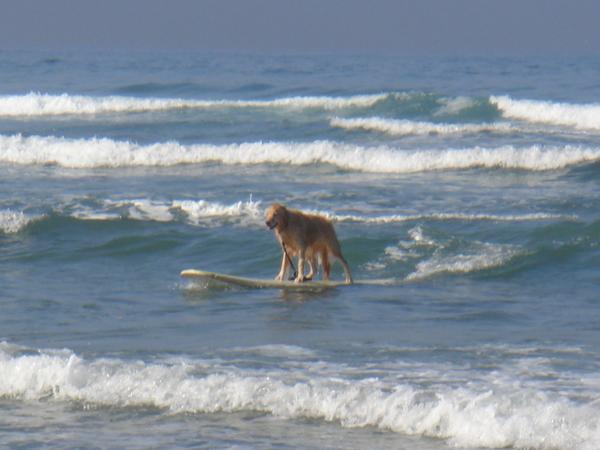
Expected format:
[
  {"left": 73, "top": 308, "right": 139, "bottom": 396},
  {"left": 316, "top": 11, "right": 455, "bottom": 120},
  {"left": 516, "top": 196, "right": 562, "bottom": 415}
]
[{"left": 265, "top": 203, "right": 352, "bottom": 284}]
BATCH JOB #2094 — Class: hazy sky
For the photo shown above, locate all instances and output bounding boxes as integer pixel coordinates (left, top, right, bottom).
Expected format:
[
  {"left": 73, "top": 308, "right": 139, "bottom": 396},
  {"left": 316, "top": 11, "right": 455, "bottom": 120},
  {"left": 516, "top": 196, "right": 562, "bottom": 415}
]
[{"left": 2, "top": 0, "right": 599, "bottom": 55}]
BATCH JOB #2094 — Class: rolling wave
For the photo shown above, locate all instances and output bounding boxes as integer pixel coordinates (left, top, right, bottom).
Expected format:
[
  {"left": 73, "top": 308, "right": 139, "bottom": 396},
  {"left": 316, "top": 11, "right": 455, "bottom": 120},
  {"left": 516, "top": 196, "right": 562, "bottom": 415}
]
[
  {"left": 1, "top": 342, "right": 598, "bottom": 450},
  {"left": 4, "top": 92, "right": 598, "bottom": 136},
  {"left": 3, "top": 198, "right": 571, "bottom": 234},
  {"left": 330, "top": 116, "right": 515, "bottom": 136},
  {"left": 2, "top": 134, "right": 600, "bottom": 172},
  {"left": 54, "top": 198, "right": 261, "bottom": 227},
  {"left": 406, "top": 241, "right": 521, "bottom": 281},
  {"left": 491, "top": 95, "right": 600, "bottom": 131},
  {"left": 366, "top": 226, "right": 525, "bottom": 280},
  {"left": 0, "top": 92, "right": 389, "bottom": 117},
  {"left": 329, "top": 211, "right": 576, "bottom": 225}
]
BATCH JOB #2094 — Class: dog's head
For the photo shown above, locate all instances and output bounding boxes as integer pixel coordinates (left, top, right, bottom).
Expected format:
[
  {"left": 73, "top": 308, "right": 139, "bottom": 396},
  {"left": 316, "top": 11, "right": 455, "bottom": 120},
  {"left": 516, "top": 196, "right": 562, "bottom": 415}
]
[{"left": 265, "top": 203, "right": 288, "bottom": 231}]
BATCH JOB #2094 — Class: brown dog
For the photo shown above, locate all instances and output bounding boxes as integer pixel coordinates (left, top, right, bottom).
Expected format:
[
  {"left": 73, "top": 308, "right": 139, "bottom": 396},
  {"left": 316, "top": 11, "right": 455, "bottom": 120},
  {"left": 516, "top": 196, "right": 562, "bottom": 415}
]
[{"left": 265, "top": 203, "right": 353, "bottom": 284}]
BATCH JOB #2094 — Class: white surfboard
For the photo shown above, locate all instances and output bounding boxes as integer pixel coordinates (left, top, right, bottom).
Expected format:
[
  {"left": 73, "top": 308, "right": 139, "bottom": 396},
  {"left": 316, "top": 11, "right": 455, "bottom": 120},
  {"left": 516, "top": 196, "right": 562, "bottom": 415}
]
[{"left": 180, "top": 269, "right": 394, "bottom": 290}]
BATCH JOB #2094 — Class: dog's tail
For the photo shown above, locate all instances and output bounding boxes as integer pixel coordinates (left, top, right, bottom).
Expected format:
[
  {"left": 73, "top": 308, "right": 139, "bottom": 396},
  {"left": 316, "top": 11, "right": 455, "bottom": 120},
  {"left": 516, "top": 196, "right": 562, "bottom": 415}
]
[
  {"left": 337, "top": 254, "right": 353, "bottom": 284},
  {"left": 329, "top": 235, "right": 353, "bottom": 284}
]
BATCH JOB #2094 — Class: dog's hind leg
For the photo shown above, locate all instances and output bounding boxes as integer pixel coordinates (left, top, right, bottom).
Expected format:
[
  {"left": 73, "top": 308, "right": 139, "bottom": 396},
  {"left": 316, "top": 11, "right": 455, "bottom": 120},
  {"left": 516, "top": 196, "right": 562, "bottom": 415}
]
[
  {"left": 321, "top": 250, "right": 331, "bottom": 281},
  {"left": 304, "top": 254, "right": 318, "bottom": 281},
  {"left": 294, "top": 249, "right": 306, "bottom": 283}
]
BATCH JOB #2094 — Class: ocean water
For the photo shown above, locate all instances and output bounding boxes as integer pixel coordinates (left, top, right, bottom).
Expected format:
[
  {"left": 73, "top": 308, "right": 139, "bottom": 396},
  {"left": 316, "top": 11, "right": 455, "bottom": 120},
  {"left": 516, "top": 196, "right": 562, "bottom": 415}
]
[{"left": 1, "top": 50, "right": 600, "bottom": 450}]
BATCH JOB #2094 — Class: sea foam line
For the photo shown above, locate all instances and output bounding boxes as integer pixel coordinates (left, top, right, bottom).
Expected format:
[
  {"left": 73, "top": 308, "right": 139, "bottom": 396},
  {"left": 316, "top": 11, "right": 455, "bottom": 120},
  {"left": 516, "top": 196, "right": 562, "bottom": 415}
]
[
  {"left": 2, "top": 134, "right": 600, "bottom": 172},
  {"left": 330, "top": 116, "right": 515, "bottom": 136},
  {"left": 64, "top": 198, "right": 262, "bottom": 226},
  {"left": 171, "top": 199, "right": 262, "bottom": 225},
  {"left": 322, "top": 212, "right": 577, "bottom": 224},
  {"left": 47, "top": 195, "right": 576, "bottom": 228},
  {"left": 62, "top": 197, "right": 577, "bottom": 227},
  {"left": 0, "top": 92, "right": 389, "bottom": 117},
  {"left": 0, "top": 344, "right": 598, "bottom": 450},
  {"left": 491, "top": 95, "right": 600, "bottom": 131}
]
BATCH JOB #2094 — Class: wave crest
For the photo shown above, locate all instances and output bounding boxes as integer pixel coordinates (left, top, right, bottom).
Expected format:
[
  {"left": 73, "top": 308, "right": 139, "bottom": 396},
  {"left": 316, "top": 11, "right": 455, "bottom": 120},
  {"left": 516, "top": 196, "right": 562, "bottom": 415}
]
[
  {"left": 491, "top": 95, "right": 600, "bottom": 130},
  {"left": 0, "top": 92, "right": 388, "bottom": 117},
  {"left": 406, "top": 241, "right": 521, "bottom": 281},
  {"left": 2, "top": 134, "right": 600, "bottom": 172},
  {"left": 330, "top": 116, "right": 515, "bottom": 136},
  {"left": 1, "top": 343, "right": 598, "bottom": 450}
]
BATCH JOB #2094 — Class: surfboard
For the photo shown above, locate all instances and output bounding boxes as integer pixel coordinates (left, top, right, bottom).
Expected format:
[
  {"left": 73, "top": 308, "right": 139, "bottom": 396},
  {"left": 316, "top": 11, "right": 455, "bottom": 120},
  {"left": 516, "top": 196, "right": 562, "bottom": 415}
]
[{"left": 180, "top": 269, "right": 394, "bottom": 290}]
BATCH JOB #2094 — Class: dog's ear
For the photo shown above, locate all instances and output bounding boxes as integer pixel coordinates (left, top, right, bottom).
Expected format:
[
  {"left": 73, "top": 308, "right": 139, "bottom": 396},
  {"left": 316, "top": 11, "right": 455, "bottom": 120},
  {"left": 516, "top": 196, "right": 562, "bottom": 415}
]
[{"left": 278, "top": 205, "right": 289, "bottom": 229}]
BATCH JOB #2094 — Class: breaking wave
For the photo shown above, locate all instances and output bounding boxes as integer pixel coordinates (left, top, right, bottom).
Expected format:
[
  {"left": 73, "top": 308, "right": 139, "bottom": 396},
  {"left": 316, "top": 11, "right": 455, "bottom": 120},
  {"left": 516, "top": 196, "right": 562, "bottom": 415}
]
[
  {"left": 56, "top": 197, "right": 578, "bottom": 228},
  {"left": 0, "top": 92, "right": 389, "bottom": 117},
  {"left": 406, "top": 241, "right": 521, "bottom": 281},
  {"left": 366, "top": 226, "right": 525, "bottom": 280},
  {"left": 330, "top": 116, "right": 515, "bottom": 136},
  {"left": 24, "top": 194, "right": 576, "bottom": 229},
  {"left": 2, "top": 134, "right": 600, "bottom": 172},
  {"left": 171, "top": 199, "right": 262, "bottom": 225},
  {"left": 1, "top": 342, "right": 598, "bottom": 450},
  {"left": 0, "top": 209, "right": 35, "bottom": 234},
  {"left": 63, "top": 198, "right": 262, "bottom": 227},
  {"left": 491, "top": 95, "right": 600, "bottom": 131},
  {"left": 321, "top": 211, "right": 576, "bottom": 224}
]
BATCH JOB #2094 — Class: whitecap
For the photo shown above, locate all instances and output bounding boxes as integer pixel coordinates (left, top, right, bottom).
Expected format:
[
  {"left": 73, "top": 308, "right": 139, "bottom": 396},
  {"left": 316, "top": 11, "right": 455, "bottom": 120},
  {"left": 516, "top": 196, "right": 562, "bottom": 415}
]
[
  {"left": 1, "top": 344, "right": 599, "bottom": 450},
  {"left": 0, "top": 209, "right": 33, "bottom": 234},
  {"left": 307, "top": 210, "right": 576, "bottom": 224},
  {"left": 491, "top": 95, "right": 600, "bottom": 131},
  {"left": 0, "top": 92, "right": 388, "bottom": 117},
  {"left": 330, "top": 116, "right": 514, "bottom": 136},
  {"left": 406, "top": 242, "right": 521, "bottom": 281},
  {"left": 172, "top": 199, "right": 261, "bottom": 225},
  {"left": 2, "top": 134, "right": 600, "bottom": 172}
]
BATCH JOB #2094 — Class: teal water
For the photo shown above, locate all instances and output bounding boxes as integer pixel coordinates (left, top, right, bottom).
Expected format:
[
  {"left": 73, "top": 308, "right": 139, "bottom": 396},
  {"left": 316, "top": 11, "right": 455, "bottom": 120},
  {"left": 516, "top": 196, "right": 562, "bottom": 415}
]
[{"left": 1, "top": 51, "right": 600, "bottom": 449}]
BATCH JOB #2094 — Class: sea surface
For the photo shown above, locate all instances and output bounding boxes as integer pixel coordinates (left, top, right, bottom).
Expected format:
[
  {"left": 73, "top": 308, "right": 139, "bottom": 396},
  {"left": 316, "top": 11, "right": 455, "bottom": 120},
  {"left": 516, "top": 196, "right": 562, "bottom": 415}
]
[{"left": 1, "top": 50, "right": 600, "bottom": 450}]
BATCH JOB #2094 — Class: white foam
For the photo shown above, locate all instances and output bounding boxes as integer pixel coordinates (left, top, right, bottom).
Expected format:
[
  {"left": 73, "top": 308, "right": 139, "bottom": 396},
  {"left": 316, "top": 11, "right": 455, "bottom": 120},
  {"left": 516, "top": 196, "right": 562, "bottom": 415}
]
[
  {"left": 407, "top": 242, "right": 520, "bottom": 281},
  {"left": 172, "top": 199, "right": 261, "bottom": 225},
  {"left": 435, "top": 96, "right": 478, "bottom": 116},
  {"left": 0, "top": 209, "right": 33, "bottom": 233},
  {"left": 319, "top": 211, "right": 574, "bottom": 224},
  {"left": 0, "top": 92, "right": 388, "bottom": 117},
  {"left": 407, "top": 225, "right": 437, "bottom": 246},
  {"left": 330, "top": 117, "right": 514, "bottom": 136},
  {"left": 60, "top": 198, "right": 574, "bottom": 233},
  {"left": 491, "top": 95, "right": 600, "bottom": 131},
  {"left": 1, "top": 344, "right": 599, "bottom": 450},
  {"left": 65, "top": 197, "right": 262, "bottom": 226},
  {"left": 3, "top": 134, "right": 600, "bottom": 173},
  {"left": 225, "top": 345, "right": 317, "bottom": 359},
  {"left": 101, "top": 199, "right": 175, "bottom": 222}
]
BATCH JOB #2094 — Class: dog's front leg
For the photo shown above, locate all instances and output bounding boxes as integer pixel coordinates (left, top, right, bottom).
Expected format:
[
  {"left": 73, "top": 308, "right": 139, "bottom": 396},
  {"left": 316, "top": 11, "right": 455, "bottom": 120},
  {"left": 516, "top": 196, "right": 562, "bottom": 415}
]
[{"left": 275, "top": 252, "right": 288, "bottom": 281}]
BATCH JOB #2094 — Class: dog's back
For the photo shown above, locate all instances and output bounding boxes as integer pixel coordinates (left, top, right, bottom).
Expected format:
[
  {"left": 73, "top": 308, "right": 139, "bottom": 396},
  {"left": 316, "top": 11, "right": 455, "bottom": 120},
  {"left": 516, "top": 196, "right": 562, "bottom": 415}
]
[{"left": 289, "top": 208, "right": 352, "bottom": 283}]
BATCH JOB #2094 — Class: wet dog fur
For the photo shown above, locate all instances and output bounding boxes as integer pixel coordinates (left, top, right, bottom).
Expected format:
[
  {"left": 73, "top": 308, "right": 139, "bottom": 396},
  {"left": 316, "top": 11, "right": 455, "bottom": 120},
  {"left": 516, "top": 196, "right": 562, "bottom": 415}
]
[{"left": 265, "top": 203, "right": 352, "bottom": 284}]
